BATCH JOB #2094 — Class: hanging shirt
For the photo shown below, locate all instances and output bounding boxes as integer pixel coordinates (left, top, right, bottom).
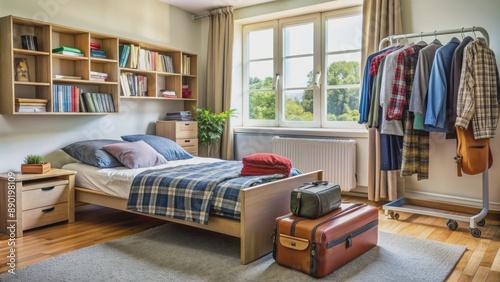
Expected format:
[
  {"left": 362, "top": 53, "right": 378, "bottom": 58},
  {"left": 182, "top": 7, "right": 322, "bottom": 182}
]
[
  {"left": 359, "top": 49, "right": 390, "bottom": 124},
  {"left": 409, "top": 40, "right": 442, "bottom": 130},
  {"left": 445, "top": 36, "right": 474, "bottom": 138},
  {"left": 455, "top": 37, "right": 500, "bottom": 139},
  {"left": 424, "top": 37, "right": 460, "bottom": 132},
  {"left": 379, "top": 45, "right": 410, "bottom": 135}
]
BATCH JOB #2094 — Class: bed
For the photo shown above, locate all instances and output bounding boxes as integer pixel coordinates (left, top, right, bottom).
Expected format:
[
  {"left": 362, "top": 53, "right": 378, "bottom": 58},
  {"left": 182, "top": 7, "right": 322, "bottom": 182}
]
[{"left": 62, "top": 157, "right": 323, "bottom": 265}]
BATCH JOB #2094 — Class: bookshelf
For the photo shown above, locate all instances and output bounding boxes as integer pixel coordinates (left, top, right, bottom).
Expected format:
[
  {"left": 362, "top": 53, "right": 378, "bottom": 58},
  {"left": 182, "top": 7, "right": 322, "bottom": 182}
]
[{"left": 0, "top": 15, "right": 198, "bottom": 115}]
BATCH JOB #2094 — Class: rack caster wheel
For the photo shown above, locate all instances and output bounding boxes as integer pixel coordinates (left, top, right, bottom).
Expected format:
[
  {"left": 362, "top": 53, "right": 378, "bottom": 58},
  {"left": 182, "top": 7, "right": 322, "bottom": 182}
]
[
  {"left": 477, "top": 219, "right": 486, "bottom": 226},
  {"left": 471, "top": 228, "right": 481, "bottom": 238},
  {"left": 447, "top": 219, "right": 458, "bottom": 231},
  {"left": 390, "top": 212, "right": 400, "bottom": 220}
]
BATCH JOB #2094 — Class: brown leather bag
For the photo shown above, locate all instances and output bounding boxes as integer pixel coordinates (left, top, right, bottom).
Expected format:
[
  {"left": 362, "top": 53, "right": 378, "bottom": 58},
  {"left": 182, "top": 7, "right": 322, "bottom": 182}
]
[{"left": 454, "top": 124, "right": 493, "bottom": 176}]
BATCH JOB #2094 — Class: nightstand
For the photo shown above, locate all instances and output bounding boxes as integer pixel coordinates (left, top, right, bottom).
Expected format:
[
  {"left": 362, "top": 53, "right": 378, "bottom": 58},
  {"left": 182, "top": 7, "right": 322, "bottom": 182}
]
[
  {"left": 156, "top": 121, "right": 198, "bottom": 156},
  {"left": 0, "top": 168, "right": 76, "bottom": 237}
]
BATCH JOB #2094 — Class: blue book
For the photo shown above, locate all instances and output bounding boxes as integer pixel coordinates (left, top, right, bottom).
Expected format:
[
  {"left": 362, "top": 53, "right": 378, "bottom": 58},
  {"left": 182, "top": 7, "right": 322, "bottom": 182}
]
[
  {"left": 91, "top": 49, "right": 107, "bottom": 55},
  {"left": 121, "top": 45, "right": 131, "bottom": 67}
]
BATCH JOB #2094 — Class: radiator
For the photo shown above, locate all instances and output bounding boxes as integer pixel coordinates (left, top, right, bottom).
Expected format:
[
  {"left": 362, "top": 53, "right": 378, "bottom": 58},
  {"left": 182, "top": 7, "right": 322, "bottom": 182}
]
[{"left": 272, "top": 136, "right": 357, "bottom": 191}]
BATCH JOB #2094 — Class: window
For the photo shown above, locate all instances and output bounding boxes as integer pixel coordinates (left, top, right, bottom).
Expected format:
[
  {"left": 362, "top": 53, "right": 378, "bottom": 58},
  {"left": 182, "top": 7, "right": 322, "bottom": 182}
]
[{"left": 242, "top": 7, "right": 362, "bottom": 129}]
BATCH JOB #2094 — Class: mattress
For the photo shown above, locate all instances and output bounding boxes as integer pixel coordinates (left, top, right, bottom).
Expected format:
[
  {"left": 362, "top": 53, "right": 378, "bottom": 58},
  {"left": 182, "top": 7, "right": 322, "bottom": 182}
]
[{"left": 62, "top": 157, "right": 223, "bottom": 199}]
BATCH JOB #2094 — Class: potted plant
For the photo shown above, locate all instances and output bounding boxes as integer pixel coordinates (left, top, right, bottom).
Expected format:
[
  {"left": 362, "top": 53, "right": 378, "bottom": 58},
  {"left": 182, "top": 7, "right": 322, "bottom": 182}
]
[
  {"left": 193, "top": 107, "right": 237, "bottom": 158},
  {"left": 21, "top": 154, "right": 51, "bottom": 174}
]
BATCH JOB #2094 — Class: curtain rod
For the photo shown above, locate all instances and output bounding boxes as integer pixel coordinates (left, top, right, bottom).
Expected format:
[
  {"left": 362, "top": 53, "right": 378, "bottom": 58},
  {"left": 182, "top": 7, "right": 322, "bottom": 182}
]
[
  {"left": 378, "top": 26, "right": 489, "bottom": 50},
  {"left": 193, "top": 13, "right": 209, "bottom": 21}
]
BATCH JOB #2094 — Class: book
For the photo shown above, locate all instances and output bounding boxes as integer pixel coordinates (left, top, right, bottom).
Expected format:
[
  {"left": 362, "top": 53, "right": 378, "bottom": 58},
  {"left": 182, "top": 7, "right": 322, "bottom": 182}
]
[
  {"left": 82, "top": 92, "right": 96, "bottom": 112},
  {"left": 90, "top": 42, "right": 101, "bottom": 48},
  {"left": 91, "top": 49, "right": 107, "bottom": 55},
  {"left": 54, "top": 74, "right": 82, "bottom": 80},
  {"left": 16, "top": 105, "right": 46, "bottom": 112},
  {"left": 52, "top": 46, "right": 83, "bottom": 54},
  {"left": 53, "top": 51, "right": 84, "bottom": 57},
  {"left": 15, "top": 98, "right": 48, "bottom": 104},
  {"left": 20, "top": 35, "right": 38, "bottom": 51}
]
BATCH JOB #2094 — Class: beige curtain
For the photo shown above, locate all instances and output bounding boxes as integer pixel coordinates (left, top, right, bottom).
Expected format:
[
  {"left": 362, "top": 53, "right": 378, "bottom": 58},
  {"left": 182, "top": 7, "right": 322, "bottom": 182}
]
[
  {"left": 206, "top": 6, "right": 234, "bottom": 160},
  {"left": 361, "top": 0, "right": 403, "bottom": 201}
]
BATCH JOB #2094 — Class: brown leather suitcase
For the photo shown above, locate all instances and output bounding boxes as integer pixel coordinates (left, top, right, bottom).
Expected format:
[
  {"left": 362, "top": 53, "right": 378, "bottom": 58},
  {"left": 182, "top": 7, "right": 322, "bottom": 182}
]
[{"left": 273, "top": 203, "right": 378, "bottom": 278}]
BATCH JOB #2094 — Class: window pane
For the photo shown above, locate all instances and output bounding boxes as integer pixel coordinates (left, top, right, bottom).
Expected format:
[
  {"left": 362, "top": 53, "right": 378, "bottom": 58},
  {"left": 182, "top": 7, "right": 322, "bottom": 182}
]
[
  {"left": 284, "top": 90, "right": 313, "bottom": 121},
  {"left": 283, "top": 23, "right": 313, "bottom": 56},
  {"left": 249, "top": 91, "right": 275, "bottom": 120},
  {"left": 284, "top": 56, "right": 313, "bottom": 88},
  {"left": 248, "top": 29, "right": 273, "bottom": 60},
  {"left": 249, "top": 60, "right": 273, "bottom": 90},
  {"left": 327, "top": 14, "right": 362, "bottom": 52},
  {"left": 326, "top": 88, "right": 360, "bottom": 121},
  {"left": 326, "top": 52, "right": 361, "bottom": 86}
]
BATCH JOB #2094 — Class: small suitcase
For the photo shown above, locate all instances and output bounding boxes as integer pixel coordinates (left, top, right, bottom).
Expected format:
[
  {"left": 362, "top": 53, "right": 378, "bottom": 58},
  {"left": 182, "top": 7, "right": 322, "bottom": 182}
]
[{"left": 273, "top": 202, "right": 378, "bottom": 278}]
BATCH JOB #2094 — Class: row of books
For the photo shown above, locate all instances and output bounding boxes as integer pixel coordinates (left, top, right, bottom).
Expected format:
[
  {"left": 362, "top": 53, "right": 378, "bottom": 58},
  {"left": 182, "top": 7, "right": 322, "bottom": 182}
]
[
  {"left": 52, "top": 84, "right": 115, "bottom": 112},
  {"left": 119, "top": 72, "right": 148, "bottom": 97},
  {"left": 182, "top": 55, "right": 191, "bottom": 75},
  {"left": 15, "top": 98, "right": 47, "bottom": 113},
  {"left": 21, "top": 35, "right": 38, "bottom": 51},
  {"left": 118, "top": 44, "right": 175, "bottom": 72}
]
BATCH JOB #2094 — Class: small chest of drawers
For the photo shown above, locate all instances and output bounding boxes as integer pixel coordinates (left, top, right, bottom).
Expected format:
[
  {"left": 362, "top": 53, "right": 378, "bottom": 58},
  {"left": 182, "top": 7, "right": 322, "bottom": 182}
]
[
  {"left": 156, "top": 121, "right": 198, "bottom": 156},
  {"left": 0, "top": 169, "right": 76, "bottom": 237}
]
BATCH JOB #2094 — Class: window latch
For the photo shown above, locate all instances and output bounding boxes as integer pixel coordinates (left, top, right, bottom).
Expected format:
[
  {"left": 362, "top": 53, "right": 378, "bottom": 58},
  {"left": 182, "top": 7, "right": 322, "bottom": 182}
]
[
  {"left": 314, "top": 71, "right": 321, "bottom": 86},
  {"left": 273, "top": 73, "right": 280, "bottom": 90}
]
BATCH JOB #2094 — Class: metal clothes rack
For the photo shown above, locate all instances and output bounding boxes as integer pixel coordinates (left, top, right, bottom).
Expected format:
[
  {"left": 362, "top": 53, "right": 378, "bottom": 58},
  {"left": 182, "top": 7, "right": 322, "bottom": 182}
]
[{"left": 380, "top": 26, "right": 490, "bottom": 238}]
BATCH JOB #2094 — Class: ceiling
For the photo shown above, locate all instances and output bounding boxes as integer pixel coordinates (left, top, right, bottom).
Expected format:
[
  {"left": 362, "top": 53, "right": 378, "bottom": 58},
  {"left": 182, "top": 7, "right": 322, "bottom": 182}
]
[{"left": 159, "top": 0, "right": 278, "bottom": 15}]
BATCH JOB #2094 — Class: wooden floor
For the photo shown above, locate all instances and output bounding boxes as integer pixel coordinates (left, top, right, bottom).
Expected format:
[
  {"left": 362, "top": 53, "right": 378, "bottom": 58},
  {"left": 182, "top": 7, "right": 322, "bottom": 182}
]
[{"left": 1, "top": 196, "right": 500, "bottom": 281}]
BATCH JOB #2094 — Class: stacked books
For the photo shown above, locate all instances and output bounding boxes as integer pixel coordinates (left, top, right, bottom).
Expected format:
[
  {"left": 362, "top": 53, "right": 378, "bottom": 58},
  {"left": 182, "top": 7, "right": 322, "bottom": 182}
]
[
  {"left": 90, "top": 49, "right": 107, "bottom": 58},
  {"left": 165, "top": 111, "right": 192, "bottom": 121},
  {"left": 15, "top": 98, "right": 47, "bottom": 112},
  {"left": 52, "top": 46, "right": 84, "bottom": 57},
  {"left": 90, "top": 71, "right": 108, "bottom": 82},
  {"left": 160, "top": 89, "right": 176, "bottom": 98}
]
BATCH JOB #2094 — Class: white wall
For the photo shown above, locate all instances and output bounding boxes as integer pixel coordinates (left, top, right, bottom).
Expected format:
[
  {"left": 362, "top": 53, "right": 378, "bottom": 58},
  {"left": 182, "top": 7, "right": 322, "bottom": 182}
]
[
  {"left": 0, "top": 0, "right": 203, "bottom": 171},
  {"left": 400, "top": 0, "right": 500, "bottom": 209}
]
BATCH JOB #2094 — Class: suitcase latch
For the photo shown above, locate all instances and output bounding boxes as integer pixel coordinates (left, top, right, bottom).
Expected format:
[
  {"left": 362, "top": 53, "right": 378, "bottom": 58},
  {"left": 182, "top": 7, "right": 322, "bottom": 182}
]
[{"left": 345, "top": 235, "right": 352, "bottom": 248}]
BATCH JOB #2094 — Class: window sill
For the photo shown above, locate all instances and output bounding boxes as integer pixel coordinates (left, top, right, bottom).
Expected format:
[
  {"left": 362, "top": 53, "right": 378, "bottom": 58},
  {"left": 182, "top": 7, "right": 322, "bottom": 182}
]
[{"left": 233, "top": 126, "right": 369, "bottom": 139}]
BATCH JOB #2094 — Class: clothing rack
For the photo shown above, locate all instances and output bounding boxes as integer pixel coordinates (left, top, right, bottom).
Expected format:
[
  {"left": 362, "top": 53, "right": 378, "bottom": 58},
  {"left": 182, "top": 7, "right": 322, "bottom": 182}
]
[{"left": 380, "top": 26, "right": 490, "bottom": 238}]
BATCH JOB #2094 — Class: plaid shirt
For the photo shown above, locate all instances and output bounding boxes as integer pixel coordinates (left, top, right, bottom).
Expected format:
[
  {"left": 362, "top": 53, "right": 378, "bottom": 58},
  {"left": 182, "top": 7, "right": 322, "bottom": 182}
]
[
  {"left": 455, "top": 37, "right": 500, "bottom": 139},
  {"left": 387, "top": 45, "right": 425, "bottom": 121},
  {"left": 370, "top": 46, "right": 400, "bottom": 76}
]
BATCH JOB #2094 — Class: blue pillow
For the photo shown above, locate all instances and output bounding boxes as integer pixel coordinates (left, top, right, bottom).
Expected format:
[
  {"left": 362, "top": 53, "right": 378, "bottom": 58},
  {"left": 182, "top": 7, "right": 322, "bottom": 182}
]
[
  {"left": 61, "top": 139, "right": 126, "bottom": 168},
  {"left": 121, "top": 134, "right": 193, "bottom": 161}
]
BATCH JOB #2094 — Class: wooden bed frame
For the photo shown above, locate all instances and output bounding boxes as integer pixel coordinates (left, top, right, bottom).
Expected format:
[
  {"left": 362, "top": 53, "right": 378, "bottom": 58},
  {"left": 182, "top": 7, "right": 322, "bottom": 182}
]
[{"left": 75, "top": 170, "right": 323, "bottom": 265}]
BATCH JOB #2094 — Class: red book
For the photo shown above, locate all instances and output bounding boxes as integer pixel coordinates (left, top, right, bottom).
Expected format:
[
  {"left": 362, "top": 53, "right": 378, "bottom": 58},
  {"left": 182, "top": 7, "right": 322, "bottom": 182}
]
[{"left": 90, "top": 42, "right": 101, "bottom": 48}]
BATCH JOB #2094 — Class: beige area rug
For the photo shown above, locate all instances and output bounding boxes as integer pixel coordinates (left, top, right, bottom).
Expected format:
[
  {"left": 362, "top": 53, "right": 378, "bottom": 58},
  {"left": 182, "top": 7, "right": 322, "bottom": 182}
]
[{"left": 0, "top": 223, "right": 466, "bottom": 281}]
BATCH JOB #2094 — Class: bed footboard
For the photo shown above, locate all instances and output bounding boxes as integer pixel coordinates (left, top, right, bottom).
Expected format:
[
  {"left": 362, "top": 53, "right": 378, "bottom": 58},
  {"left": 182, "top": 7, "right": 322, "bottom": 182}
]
[{"left": 239, "top": 170, "right": 323, "bottom": 264}]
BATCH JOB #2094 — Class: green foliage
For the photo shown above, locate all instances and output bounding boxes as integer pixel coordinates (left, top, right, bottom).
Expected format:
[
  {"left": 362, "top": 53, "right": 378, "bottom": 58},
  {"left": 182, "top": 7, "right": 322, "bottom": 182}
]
[
  {"left": 24, "top": 154, "right": 44, "bottom": 164},
  {"left": 248, "top": 60, "right": 361, "bottom": 122},
  {"left": 193, "top": 107, "right": 237, "bottom": 147}
]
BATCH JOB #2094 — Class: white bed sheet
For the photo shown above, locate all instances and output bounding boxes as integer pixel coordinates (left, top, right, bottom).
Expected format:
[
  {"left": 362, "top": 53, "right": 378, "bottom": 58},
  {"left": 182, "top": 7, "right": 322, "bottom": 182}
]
[{"left": 63, "top": 157, "right": 223, "bottom": 198}]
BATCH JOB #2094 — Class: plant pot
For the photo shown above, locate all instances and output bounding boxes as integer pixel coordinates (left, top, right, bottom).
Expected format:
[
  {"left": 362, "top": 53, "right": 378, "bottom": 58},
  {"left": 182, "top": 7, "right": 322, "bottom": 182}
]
[{"left": 21, "top": 162, "right": 51, "bottom": 174}]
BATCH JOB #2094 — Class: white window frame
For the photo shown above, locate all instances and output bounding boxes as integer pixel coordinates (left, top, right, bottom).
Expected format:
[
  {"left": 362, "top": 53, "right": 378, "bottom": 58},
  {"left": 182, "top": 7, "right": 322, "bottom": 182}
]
[{"left": 242, "top": 6, "right": 363, "bottom": 130}]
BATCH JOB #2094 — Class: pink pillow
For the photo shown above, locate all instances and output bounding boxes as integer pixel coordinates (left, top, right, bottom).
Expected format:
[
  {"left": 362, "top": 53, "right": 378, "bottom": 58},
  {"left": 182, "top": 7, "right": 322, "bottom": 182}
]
[{"left": 102, "top": 140, "right": 167, "bottom": 169}]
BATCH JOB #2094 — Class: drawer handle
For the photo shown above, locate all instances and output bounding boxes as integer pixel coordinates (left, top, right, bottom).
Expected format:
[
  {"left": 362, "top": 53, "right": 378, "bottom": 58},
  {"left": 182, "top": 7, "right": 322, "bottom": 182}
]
[
  {"left": 42, "top": 207, "right": 55, "bottom": 213},
  {"left": 184, "top": 140, "right": 191, "bottom": 143},
  {"left": 41, "top": 186, "right": 55, "bottom": 191}
]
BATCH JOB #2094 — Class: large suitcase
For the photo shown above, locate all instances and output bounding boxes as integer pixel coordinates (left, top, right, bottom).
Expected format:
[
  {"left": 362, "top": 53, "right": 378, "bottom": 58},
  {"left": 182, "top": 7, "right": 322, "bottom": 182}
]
[{"left": 273, "top": 202, "right": 378, "bottom": 278}]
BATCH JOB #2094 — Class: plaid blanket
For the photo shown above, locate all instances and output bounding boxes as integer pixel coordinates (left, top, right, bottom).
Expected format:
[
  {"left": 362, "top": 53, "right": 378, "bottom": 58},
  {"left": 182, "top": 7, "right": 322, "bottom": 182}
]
[{"left": 126, "top": 161, "right": 290, "bottom": 225}]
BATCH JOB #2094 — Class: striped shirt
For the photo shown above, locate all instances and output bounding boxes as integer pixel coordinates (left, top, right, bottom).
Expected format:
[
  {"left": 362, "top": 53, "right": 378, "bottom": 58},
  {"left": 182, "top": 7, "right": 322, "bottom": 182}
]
[{"left": 455, "top": 37, "right": 500, "bottom": 139}]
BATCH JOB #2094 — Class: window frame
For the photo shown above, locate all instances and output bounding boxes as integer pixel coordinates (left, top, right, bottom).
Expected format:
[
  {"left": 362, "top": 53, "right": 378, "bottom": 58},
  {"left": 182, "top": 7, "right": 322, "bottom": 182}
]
[{"left": 242, "top": 6, "right": 363, "bottom": 129}]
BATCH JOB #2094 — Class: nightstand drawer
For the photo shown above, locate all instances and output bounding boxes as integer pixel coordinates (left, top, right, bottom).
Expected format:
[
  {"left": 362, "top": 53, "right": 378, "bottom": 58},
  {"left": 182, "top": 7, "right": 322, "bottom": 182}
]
[
  {"left": 177, "top": 138, "right": 198, "bottom": 155},
  {"left": 175, "top": 122, "right": 198, "bottom": 139},
  {"left": 23, "top": 184, "right": 68, "bottom": 210},
  {"left": 22, "top": 202, "right": 69, "bottom": 230}
]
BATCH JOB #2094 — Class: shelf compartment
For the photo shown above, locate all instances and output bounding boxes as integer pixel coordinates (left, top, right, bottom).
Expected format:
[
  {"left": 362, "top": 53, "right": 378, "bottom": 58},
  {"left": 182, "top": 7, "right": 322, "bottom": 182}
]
[
  {"left": 89, "top": 35, "right": 118, "bottom": 61},
  {"left": 52, "top": 56, "right": 89, "bottom": 81}
]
